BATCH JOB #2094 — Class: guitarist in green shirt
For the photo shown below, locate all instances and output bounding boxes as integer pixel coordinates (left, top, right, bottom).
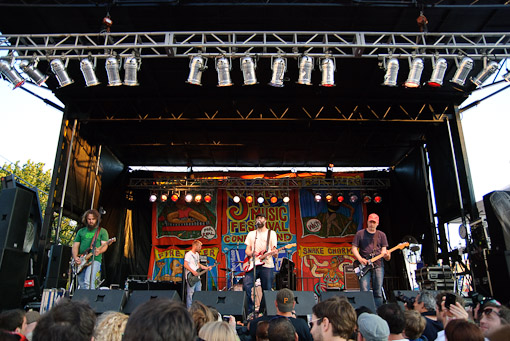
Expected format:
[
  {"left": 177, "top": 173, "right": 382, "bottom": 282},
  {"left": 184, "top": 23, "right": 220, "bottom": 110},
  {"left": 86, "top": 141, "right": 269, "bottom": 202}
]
[{"left": 72, "top": 209, "right": 109, "bottom": 289}]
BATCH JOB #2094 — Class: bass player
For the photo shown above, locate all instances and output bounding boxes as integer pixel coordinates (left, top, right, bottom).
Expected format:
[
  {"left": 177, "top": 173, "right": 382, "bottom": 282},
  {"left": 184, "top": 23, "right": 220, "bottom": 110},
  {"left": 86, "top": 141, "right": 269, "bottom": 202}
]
[
  {"left": 72, "top": 209, "right": 109, "bottom": 289},
  {"left": 351, "top": 213, "right": 390, "bottom": 308},
  {"left": 243, "top": 213, "right": 277, "bottom": 315}
]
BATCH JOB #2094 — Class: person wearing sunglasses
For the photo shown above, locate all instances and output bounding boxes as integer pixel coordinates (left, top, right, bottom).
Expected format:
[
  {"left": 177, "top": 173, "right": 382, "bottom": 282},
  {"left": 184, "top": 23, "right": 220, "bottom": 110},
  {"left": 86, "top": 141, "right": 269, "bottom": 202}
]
[
  {"left": 479, "top": 301, "right": 510, "bottom": 337},
  {"left": 309, "top": 296, "right": 357, "bottom": 341}
]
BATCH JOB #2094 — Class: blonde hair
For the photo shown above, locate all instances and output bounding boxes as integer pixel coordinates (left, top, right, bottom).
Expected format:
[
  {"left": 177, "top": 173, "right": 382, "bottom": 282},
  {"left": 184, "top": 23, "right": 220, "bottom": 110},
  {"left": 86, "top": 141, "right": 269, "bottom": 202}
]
[
  {"left": 94, "top": 311, "right": 128, "bottom": 341},
  {"left": 198, "top": 321, "right": 237, "bottom": 341},
  {"left": 189, "top": 301, "right": 215, "bottom": 334},
  {"left": 404, "top": 310, "right": 426, "bottom": 340}
]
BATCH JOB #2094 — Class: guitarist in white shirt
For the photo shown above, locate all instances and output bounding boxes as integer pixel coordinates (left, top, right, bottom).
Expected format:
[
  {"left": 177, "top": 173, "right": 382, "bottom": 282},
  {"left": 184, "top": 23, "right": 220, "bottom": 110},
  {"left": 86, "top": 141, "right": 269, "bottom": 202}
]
[
  {"left": 72, "top": 209, "right": 109, "bottom": 289},
  {"left": 183, "top": 240, "right": 212, "bottom": 308},
  {"left": 243, "top": 213, "right": 278, "bottom": 315},
  {"left": 351, "top": 213, "right": 390, "bottom": 308}
]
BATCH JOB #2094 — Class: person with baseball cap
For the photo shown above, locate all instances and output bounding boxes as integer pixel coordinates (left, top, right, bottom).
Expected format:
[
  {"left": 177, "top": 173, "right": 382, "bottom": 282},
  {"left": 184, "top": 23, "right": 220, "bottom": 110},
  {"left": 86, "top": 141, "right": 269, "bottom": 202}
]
[{"left": 351, "top": 213, "right": 390, "bottom": 308}]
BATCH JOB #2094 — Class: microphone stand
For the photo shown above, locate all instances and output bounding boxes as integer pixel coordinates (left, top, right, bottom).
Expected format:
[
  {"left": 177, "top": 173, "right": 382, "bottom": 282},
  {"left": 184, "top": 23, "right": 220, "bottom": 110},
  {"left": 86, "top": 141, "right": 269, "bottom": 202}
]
[{"left": 89, "top": 243, "right": 96, "bottom": 290}]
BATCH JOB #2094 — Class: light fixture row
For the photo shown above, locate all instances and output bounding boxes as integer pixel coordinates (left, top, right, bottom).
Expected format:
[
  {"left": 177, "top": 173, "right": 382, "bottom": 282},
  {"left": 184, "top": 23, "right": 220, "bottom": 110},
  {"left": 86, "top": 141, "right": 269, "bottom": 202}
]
[
  {"left": 231, "top": 192, "right": 291, "bottom": 204},
  {"left": 382, "top": 56, "right": 508, "bottom": 88},
  {"left": 314, "top": 192, "right": 382, "bottom": 204},
  {"left": 150, "top": 191, "right": 213, "bottom": 203}
]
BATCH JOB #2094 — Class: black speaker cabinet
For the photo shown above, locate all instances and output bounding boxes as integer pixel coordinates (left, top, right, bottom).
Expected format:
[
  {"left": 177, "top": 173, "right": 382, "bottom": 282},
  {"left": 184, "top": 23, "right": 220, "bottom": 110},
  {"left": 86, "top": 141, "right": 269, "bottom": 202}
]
[
  {"left": 123, "top": 290, "right": 181, "bottom": 314},
  {"left": 45, "top": 244, "right": 72, "bottom": 288},
  {"left": 320, "top": 291, "right": 376, "bottom": 313},
  {"left": 261, "top": 290, "right": 316, "bottom": 318},
  {"left": 0, "top": 249, "right": 30, "bottom": 310},
  {"left": 72, "top": 289, "right": 127, "bottom": 314},
  {"left": 486, "top": 251, "right": 510, "bottom": 305},
  {"left": 483, "top": 191, "right": 510, "bottom": 253},
  {"left": 0, "top": 187, "right": 33, "bottom": 252},
  {"left": 193, "top": 291, "right": 246, "bottom": 320}
]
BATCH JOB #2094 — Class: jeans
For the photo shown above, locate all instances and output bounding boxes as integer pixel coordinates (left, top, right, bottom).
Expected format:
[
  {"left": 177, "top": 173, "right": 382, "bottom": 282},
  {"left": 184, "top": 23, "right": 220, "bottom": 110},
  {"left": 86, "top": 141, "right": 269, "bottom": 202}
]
[
  {"left": 77, "top": 260, "right": 101, "bottom": 289},
  {"left": 186, "top": 277, "right": 202, "bottom": 308},
  {"left": 243, "top": 265, "right": 274, "bottom": 313},
  {"left": 359, "top": 266, "right": 384, "bottom": 308}
]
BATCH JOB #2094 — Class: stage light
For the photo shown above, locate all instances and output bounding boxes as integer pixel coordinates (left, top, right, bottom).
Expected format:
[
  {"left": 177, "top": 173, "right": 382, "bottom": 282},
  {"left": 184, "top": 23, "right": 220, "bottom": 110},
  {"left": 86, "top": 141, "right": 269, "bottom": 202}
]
[
  {"left": 185, "top": 193, "right": 193, "bottom": 203},
  {"left": 204, "top": 193, "right": 213, "bottom": 203},
  {"left": 50, "top": 59, "right": 74, "bottom": 88},
  {"left": 160, "top": 193, "right": 168, "bottom": 202},
  {"left": 269, "top": 193, "right": 278, "bottom": 204},
  {"left": 504, "top": 71, "right": 510, "bottom": 82},
  {"left": 195, "top": 194, "right": 202, "bottom": 203},
  {"left": 283, "top": 194, "right": 290, "bottom": 203},
  {"left": 240, "top": 56, "right": 257, "bottom": 85},
  {"left": 349, "top": 192, "right": 358, "bottom": 203},
  {"left": 404, "top": 58, "right": 424, "bottom": 88},
  {"left": 0, "top": 59, "right": 25, "bottom": 88},
  {"left": 20, "top": 60, "right": 48, "bottom": 86},
  {"left": 171, "top": 193, "right": 179, "bottom": 202},
  {"left": 325, "top": 193, "right": 333, "bottom": 203},
  {"left": 382, "top": 57, "right": 399, "bottom": 87},
  {"left": 257, "top": 195, "right": 265, "bottom": 204},
  {"left": 123, "top": 55, "right": 140, "bottom": 86},
  {"left": 314, "top": 193, "right": 322, "bottom": 202},
  {"left": 428, "top": 58, "right": 448, "bottom": 87},
  {"left": 233, "top": 195, "right": 241, "bottom": 203},
  {"left": 297, "top": 55, "right": 313, "bottom": 85},
  {"left": 216, "top": 56, "right": 233, "bottom": 87},
  {"left": 337, "top": 193, "right": 345, "bottom": 203},
  {"left": 186, "top": 55, "right": 207, "bottom": 86},
  {"left": 471, "top": 60, "right": 499, "bottom": 87},
  {"left": 320, "top": 57, "right": 335, "bottom": 87},
  {"left": 451, "top": 57, "right": 473, "bottom": 86},
  {"left": 80, "top": 57, "right": 100, "bottom": 87},
  {"left": 245, "top": 194, "right": 254, "bottom": 204},
  {"left": 373, "top": 193, "right": 383, "bottom": 204},
  {"left": 149, "top": 193, "right": 157, "bottom": 202},
  {"left": 105, "top": 56, "right": 122, "bottom": 86},
  {"left": 363, "top": 193, "right": 372, "bottom": 204},
  {"left": 268, "top": 56, "right": 287, "bottom": 87}
]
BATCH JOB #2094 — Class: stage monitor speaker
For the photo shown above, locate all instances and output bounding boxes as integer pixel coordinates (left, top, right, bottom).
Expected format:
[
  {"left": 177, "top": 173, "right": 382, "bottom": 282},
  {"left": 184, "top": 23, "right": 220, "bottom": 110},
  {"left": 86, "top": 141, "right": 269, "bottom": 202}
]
[
  {"left": 72, "top": 289, "right": 127, "bottom": 314},
  {"left": 45, "top": 244, "right": 72, "bottom": 288},
  {"left": 261, "top": 290, "right": 316, "bottom": 319},
  {"left": 0, "top": 249, "right": 30, "bottom": 310},
  {"left": 483, "top": 191, "right": 510, "bottom": 253},
  {"left": 0, "top": 187, "right": 33, "bottom": 252},
  {"left": 320, "top": 291, "right": 376, "bottom": 313},
  {"left": 193, "top": 291, "right": 246, "bottom": 320},
  {"left": 123, "top": 290, "right": 180, "bottom": 314}
]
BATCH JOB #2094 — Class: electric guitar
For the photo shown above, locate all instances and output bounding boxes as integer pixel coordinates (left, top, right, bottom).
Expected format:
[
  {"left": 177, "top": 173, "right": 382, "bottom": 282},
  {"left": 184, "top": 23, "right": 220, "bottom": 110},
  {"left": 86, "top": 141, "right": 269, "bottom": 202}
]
[
  {"left": 353, "top": 242, "right": 409, "bottom": 279},
  {"left": 242, "top": 243, "right": 296, "bottom": 272},
  {"left": 187, "top": 262, "right": 219, "bottom": 286},
  {"left": 71, "top": 237, "right": 116, "bottom": 274}
]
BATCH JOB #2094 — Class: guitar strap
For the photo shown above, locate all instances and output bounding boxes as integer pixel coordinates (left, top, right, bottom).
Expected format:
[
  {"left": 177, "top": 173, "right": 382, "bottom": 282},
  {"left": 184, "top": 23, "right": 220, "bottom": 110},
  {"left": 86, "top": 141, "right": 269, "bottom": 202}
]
[
  {"left": 86, "top": 227, "right": 101, "bottom": 254},
  {"left": 265, "top": 230, "right": 271, "bottom": 253}
]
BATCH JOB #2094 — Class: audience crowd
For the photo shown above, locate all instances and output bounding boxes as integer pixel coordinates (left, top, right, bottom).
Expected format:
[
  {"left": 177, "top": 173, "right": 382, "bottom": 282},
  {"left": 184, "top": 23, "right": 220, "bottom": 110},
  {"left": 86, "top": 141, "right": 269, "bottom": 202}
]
[{"left": 1, "top": 288, "right": 509, "bottom": 341}]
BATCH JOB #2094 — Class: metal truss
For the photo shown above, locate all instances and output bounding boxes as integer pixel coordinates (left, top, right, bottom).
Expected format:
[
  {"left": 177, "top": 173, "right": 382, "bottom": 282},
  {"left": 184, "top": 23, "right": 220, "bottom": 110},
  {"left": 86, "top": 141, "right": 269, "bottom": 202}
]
[
  {"left": 2, "top": 31, "right": 510, "bottom": 60},
  {"left": 128, "top": 177, "right": 391, "bottom": 191}
]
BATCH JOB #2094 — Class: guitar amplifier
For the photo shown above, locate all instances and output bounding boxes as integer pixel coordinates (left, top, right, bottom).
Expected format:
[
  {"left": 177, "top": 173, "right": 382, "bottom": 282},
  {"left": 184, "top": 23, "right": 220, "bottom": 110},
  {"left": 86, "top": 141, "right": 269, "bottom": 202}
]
[{"left": 343, "top": 270, "right": 360, "bottom": 290}]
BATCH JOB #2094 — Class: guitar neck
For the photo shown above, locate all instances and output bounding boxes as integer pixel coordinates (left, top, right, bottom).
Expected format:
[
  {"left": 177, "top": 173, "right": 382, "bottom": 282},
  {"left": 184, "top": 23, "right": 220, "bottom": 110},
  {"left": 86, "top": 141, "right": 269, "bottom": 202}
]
[
  {"left": 197, "top": 263, "right": 217, "bottom": 276},
  {"left": 369, "top": 244, "right": 402, "bottom": 263}
]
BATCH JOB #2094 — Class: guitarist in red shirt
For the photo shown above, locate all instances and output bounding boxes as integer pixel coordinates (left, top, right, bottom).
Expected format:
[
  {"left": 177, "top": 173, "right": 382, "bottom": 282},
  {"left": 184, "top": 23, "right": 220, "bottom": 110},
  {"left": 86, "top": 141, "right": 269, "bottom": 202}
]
[
  {"left": 243, "top": 213, "right": 278, "bottom": 315},
  {"left": 351, "top": 213, "right": 390, "bottom": 308}
]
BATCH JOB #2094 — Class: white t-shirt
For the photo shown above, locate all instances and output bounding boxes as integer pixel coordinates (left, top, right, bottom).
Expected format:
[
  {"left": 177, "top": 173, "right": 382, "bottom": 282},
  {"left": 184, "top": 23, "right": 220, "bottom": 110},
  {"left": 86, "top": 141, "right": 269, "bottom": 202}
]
[
  {"left": 184, "top": 250, "right": 200, "bottom": 276},
  {"left": 245, "top": 228, "right": 278, "bottom": 268}
]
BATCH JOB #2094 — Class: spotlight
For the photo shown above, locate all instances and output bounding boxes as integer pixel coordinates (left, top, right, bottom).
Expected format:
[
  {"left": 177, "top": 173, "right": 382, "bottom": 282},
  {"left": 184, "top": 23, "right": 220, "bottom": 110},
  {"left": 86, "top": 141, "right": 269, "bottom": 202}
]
[
  {"left": 349, "top": 192, "right": 358, "bottom": 203},
  {"left": 20, "top": 60, "right": 48, "bottom": 86},
  {"left": 186, "top": 55, "right": 207, "bottom": 86},
  {"left": 373, "top": 193, "right": 382, "bottom": 204},
  {"left": 504, "top": 71, "right": 510, "bottom": 82},
  {"left": 149, "top": 193, "right": 157, "bottom": 202},
  {"left": 80, "top": 57, "right": 100, "bottom": 87},
  {"left": 320, "top": 57, "right": 335, "bottom": 87},
  {"left": 257, "top": 195, "right": 265, "bottom": 204},
  {"left": 325, "top": 193, "right": 333, "bottom": 202},
  {"left": 185, "top": 193, "right": 193, "bottom": 203},
  {"left": 160, "top": 193, "right": 168, "bottom": 202},
  {"left": 471, "top": 60, "right": 499, "bottom": 87},
  {"left": 337, "top": 193, "right": 345, "bottom": 203},
  {"left": 314, "top": 193, "right": 322, "bottom": 202},
  {"left": 404, "top": 58, "right": 424, "bottom": 88},
  {"left": 204, "top": 193, "right": 213, "bottom": 203},
  {"left": 451, "top": 57, "right": 473, "bottom": 86},
  {"left": 216, "top": 56, "right": 233, "bottom": 87},
  {"left": 245, "top": 194, "right": 254, "bottom": 204},
  {"left": 0, "top": 59, "right": 25, "bottom": 88},
  {"left": 268, "top": 56, "right": 287, "bottom": 87},
  {"left": 124, "top": 55, "right": 140, "bottom": 86},
  {"left": 382, "top": 57, "right": 399, "bottom": 87},
  {"left": 297, "top": 55, "right": 313, "bottom": 85},
  {"left": 50, "top": 59, "right": 74, "bottom": 88},
  {"left": 428, "top": 58, "right": 448, "bottom": 87},
  {"left": 240, "top": 56, "right": 257, "bottom": 85},
  {"left": 233, "top": 195, "right": 241, "bottom": 203},
  {"left": 194, "top": 194, "right": 202, "bottom": 203},
  {"left": 269, "top": 193, "right": 278, "bottom": 204},
  {"left": 171, "top": 193, "right": 179, "bottom": 202},
  {"left": 105, "top": 56, "right": 122, "bottom": 86},
  {"left": 363, "top": 193, "right": 372, "bottom": 204},
  {"left": 283, "top": 194, "right": 290, "bottom": 203}
]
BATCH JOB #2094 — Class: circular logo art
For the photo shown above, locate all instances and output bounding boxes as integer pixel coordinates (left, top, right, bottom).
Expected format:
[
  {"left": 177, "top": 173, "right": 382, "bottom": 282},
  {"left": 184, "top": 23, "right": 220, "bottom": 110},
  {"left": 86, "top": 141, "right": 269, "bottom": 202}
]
[
  {"left": 201, "top": 226, "right": 216, "bottom": 240},
  {"left": 306, "top": 218, "right": 322, "bottom": 233}
]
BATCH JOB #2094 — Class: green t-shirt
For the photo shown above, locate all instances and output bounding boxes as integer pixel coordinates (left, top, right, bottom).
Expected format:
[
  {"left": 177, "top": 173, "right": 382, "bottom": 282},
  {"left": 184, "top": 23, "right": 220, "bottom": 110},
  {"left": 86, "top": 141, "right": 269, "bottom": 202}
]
[{"left": 74, "top": 227, "right": 109, "bottom": 263}]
